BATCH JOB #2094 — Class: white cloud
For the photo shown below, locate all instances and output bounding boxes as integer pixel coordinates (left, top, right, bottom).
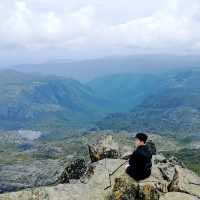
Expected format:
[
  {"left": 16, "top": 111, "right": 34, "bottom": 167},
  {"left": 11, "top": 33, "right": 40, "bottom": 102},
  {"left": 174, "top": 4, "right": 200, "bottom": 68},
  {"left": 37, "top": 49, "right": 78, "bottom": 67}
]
[{"left": 0, "top": 0, "right": 200, "bottom": 55}]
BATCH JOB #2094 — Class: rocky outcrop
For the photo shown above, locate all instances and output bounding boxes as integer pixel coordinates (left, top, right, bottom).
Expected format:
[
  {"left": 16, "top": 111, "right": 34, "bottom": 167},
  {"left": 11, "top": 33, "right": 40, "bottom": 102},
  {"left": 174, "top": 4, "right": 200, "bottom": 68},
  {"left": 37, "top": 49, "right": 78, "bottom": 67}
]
[
  {"left": 87, "top": 134, "right": 158, "bottom": 163},
  {"left": 88, "top": 135, "right": 120, "bottom": 162},
  {"left": 58, "top": 158, "right": 87, "bottom": 184},
  {"left": 106, "top": 155, "right": 200, "bottom": 200},
  {"left": 109, "top": 176, "right": 162, "bottom": 200},
  {"left": 0, "top": 134, "right": 199, "bottom": 200},
  {"left": 168, "top": 166, "right": 200, "bottom": 198},
  {"left": 0, "top": 154, "right": 200, "bottom": 200},
  {"left": 0, "top": 158, "right": 86, "bottom": 194},
  {"left": 0, "top": 159, "right": 126, "bottom": 200},
  {"left": 0, "top": 159, "right": 64, "bottom": 194}
]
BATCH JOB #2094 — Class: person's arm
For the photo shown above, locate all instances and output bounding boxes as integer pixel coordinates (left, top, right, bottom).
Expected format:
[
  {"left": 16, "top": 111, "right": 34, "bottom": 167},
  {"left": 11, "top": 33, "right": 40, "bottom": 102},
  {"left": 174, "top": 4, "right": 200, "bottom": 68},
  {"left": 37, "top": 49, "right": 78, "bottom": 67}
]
[{"left": 128, "top": 151, "right": 137, "bottom": 166}]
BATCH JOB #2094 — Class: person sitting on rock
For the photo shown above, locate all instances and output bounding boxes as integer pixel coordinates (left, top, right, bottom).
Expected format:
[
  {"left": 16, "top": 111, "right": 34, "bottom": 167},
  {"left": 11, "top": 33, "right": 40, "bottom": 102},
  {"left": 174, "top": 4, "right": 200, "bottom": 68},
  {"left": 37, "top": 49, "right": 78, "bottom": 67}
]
[{"left": 125, "top": 133, "right": 152, "bottom": 181}]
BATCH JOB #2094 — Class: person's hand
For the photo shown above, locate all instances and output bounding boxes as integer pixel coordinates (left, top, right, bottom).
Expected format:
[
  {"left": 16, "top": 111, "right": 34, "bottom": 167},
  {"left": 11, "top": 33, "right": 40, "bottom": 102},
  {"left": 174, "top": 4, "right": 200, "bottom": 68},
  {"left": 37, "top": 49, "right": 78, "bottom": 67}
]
[{"left": 125, "top": 163, "right": 130, "bottom": 169}]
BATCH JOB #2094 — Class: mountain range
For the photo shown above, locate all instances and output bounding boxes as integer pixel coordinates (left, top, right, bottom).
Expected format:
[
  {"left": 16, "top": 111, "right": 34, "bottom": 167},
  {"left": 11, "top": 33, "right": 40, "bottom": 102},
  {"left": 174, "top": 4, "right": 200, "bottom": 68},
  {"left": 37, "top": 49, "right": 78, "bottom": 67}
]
[
  {"left": 1, "top": 68, "right": 200, "bottom": 136},
  {"left": 0, "top": 69, "right": 160, "bottom": 131},
  {"left": 97, "top": 69, "right": 200, "bottom": 136},
  {"left": 11, "top": 54, "right": 200, "bottom": 81},
  {"left": 0, "top": 70, "right": 111, "bottom": 130}
]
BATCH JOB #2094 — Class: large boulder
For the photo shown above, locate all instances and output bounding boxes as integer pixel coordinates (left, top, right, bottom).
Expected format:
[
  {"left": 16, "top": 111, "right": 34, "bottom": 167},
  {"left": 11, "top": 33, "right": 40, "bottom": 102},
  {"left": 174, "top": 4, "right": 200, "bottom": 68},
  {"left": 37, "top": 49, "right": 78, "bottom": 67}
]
[
  {"left": 109, "top": 176, "right": 162, "bottom": 200},
  {"left": 88, "top": 135, "right": 120, "bottom": 162},
  {"left": 106, "top": 156, "right": 169, "bottom": 200}
]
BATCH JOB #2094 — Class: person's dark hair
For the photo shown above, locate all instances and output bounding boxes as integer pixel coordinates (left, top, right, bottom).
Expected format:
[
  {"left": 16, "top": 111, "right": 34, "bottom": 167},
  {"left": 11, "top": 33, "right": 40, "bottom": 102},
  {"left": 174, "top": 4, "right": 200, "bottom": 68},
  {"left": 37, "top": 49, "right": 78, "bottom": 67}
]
[{"left": 135, "top": 133, "right": 148, "bottom": 143}]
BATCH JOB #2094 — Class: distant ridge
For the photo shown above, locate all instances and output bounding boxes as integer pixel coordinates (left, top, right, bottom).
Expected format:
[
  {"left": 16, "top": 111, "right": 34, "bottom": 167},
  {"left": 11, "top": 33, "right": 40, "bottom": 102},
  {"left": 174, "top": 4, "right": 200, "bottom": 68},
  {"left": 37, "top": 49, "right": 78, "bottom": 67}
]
[
  {"left": 10, "top": 54, "right": 200, "bottom": 81},
  {"left": 97, "top": 69, "right": 200, "bottom": 136}
]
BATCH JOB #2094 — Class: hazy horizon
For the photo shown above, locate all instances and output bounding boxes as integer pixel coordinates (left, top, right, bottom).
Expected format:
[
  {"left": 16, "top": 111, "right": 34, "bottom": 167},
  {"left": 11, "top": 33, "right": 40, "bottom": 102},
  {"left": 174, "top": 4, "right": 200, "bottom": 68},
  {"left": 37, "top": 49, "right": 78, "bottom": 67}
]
[{"left": 0, "top": 54, "right": 199, "bottom": 82}]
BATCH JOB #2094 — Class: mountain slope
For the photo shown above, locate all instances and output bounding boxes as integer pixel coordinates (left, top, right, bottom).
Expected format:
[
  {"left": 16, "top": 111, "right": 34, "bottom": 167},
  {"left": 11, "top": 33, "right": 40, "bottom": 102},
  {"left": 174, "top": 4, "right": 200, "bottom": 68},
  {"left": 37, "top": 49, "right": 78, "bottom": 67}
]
[
  {"left": 0, "top": 70, "right": 111, "bottom": 130},
  {"left": 87, "top": 73, "right": 158, "bottom": 112},
  {"left": 97, "top": 69, "right": 200, "bottom": 135}
]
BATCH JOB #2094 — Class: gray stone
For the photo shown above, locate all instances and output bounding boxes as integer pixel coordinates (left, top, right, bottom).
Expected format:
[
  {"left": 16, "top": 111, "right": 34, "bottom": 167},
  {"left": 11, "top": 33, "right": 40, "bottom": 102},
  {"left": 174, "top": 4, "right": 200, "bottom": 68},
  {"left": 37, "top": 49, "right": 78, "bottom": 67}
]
[
  {"left": 168, "top": 165, "right": 200, "bottom": 198},
  {"left": 153, "top": 154, "right": 167, "bottom": 164},
  {"left": 88, "top": 135, "right": 120, "bottom": 162},
  {"left": 160, "top": 192, "right": 199, "bottom": 200},
  {"left": 58, "top": 158, "right": 86, "bottom": 184}
]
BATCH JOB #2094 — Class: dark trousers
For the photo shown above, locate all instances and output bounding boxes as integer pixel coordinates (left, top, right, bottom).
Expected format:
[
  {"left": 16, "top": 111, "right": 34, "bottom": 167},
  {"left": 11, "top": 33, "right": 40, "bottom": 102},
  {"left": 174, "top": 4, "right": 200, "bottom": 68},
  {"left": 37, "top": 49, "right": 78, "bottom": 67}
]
[{"left": 126, "top": 166, "right": 151, "bottom": 181}]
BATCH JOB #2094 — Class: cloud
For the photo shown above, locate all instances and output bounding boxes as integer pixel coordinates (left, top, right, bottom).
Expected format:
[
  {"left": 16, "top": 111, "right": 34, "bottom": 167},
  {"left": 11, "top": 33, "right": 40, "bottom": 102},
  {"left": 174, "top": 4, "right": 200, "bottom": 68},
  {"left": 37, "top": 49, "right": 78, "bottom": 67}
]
[
  {"left": 89, "top": 0, "right": 200, "bottom": 52},
  {"left": 0, "top": 0, "right": 200, "bottom": 55}
]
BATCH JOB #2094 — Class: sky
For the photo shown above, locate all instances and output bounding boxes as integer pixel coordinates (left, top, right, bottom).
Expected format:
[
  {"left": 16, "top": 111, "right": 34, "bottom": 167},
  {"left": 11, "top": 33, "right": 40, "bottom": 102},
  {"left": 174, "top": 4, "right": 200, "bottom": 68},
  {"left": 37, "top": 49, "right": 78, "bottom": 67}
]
[{"left": 0, "top": 0, "right": 200, "bottom": 66}]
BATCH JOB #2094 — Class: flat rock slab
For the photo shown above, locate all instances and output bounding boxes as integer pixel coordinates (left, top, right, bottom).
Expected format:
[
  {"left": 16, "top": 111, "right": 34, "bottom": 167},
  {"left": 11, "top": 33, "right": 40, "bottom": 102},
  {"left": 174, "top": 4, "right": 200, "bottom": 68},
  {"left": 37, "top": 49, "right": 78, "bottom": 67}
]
[{"left": 160, "top": 192, "right": 199, "bottom": 200}]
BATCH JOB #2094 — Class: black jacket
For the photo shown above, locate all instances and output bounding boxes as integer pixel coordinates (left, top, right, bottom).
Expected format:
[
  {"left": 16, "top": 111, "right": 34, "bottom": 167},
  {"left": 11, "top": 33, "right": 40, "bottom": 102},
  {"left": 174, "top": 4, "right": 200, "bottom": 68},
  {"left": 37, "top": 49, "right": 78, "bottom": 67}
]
[{"left": 127, "top": 145, "right": 152, "bottom": 180}]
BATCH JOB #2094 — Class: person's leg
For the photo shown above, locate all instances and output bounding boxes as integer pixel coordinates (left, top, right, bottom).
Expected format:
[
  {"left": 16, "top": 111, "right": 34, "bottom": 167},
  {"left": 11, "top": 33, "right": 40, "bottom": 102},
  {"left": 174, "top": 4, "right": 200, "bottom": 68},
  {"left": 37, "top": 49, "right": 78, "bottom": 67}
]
[
  {"left": 125, "top": 166, "right": 132, "bottom": 177},
  {"left": 125, "top": 166, "right": 140, "bottom": 181}
]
